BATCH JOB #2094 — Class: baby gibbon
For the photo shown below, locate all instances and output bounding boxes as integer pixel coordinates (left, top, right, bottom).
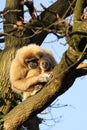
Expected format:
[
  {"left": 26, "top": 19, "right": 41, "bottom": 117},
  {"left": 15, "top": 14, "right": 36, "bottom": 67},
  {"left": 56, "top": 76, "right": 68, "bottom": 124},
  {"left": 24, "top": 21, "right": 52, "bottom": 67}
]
[{"left": 10, "top": 44, "right": 57, "bottom": 99}]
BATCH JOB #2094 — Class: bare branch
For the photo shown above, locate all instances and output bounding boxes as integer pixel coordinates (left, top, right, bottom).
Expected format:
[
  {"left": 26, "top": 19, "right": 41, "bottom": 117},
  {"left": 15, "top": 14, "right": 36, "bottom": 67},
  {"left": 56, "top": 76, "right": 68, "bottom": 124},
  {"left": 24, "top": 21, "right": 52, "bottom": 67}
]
[{"left": 76, "top": 68, "right": 87, "bottom": 77}]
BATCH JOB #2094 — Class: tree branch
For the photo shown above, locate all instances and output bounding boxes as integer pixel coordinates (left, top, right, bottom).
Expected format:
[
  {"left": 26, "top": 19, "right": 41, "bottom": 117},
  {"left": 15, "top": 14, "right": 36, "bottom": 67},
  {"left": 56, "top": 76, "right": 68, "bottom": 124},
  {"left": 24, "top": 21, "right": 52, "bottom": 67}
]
[
  {"left": 74, "top": 0, "right": 86, "bottom": 21},
  {"left": 2, "top": 1, "right": 87, "bottom": 130},
  {"left": 67, "top": 0, "right": 87, "bottom": 50},
  {"left": 15, "top": 0, "right": 78, "bottom": 45},
  {"left": 76, "top": 68, "right": 87, "bottom": 77},
  {"left": 3, "top": 46, "right": 85, "bottom": 130}
]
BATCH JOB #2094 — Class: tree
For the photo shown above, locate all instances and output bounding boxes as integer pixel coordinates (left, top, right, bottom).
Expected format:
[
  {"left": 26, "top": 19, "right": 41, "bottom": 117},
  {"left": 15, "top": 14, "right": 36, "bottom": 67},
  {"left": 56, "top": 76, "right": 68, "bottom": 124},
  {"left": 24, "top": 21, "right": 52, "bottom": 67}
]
[{"left": 0, "top": 0, "right": 87, "bottom": 129}]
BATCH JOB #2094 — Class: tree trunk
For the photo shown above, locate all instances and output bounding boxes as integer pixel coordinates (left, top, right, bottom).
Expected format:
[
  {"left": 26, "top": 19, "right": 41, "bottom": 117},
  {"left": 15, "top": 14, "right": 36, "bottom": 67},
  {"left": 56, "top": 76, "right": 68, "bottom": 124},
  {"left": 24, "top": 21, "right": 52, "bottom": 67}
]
[
  {"left": 0, "top": 0, "right": 40, "bottom": 130},
  {"left": 1, "top": 0, "right": 77, "bottom": 114},
  {"left": 1, "top": 0, "right": 87, "bottom": 129},
  {"left": 0, "top": 0, "right": 23, "bottom": 114}
]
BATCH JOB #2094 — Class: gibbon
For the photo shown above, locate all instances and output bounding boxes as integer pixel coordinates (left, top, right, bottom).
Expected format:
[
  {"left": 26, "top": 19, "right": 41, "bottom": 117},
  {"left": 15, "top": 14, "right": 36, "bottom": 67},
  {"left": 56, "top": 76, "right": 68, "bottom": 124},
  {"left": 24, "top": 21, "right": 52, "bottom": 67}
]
[{"left": 10, "top": 44, "right": 57, "bottom": 99}]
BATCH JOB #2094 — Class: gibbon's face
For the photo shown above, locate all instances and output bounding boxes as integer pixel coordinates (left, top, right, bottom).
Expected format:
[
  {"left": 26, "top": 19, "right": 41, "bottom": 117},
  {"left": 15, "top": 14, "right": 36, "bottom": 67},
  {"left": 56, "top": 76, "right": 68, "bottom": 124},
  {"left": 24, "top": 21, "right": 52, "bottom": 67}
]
[
  {"left": 16, "top": 44, "right": 56, "bottom": 77},
  {"left": 24, "top": 51, "right": 56, "bottom": 77}
]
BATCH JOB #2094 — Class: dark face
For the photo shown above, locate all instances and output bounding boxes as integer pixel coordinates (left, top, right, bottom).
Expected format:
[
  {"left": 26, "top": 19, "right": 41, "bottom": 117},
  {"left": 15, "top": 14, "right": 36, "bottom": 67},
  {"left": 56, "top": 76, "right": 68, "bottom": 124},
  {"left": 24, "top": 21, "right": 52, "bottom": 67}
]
[
  {"left": 24, "top": 53, "right": 55, "bottom": 73},
  {"left": 24, "top": 57, "right": 52, "bottom": 71}
]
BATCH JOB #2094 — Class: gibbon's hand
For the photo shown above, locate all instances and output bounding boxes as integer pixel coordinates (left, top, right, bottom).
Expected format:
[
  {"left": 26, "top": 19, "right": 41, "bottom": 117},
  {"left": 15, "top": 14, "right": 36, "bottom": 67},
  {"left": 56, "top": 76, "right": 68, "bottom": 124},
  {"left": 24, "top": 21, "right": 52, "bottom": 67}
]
[{"left": 38, "top": 72, "right": 53, "bottom": 83}]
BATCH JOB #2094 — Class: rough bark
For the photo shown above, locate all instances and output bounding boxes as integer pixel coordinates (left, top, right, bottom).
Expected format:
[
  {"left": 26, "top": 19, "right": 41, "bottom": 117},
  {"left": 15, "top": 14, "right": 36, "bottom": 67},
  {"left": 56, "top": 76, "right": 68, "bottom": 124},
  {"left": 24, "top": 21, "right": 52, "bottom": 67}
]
[
  {"left": 68, "top": 0, "right": 87, "bottom": 50},
  {"left": 0, "top": 1, "right": 41, "bottom": 130},
  {"left": 0, "top": 0, "right": 23, "bottom": 113},
  {"left": 3, "top": 47, "right": 86, "bottom": 130},
  {"left": 0, "top": 0, "right": 87, "bottom": 130}
]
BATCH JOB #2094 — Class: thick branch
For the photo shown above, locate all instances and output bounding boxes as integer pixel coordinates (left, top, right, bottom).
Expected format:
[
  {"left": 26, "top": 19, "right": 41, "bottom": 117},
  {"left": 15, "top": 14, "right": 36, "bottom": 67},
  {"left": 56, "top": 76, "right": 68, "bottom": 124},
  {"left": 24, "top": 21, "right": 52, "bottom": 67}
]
[
  {"left": 76, "top": 68, "right": 87, "bottom": 77},
  {"left": 2, "top": 0, "right": 87, "bottom": 130},
  {"left": 76, "top": 63, "right": 87, "bottom": 77},
  {"left": 1, "top": 0, "right": 77, "bottom": 121},
  {"left": 3, "top": 47, "right": 85, "bottom": 130},
  {"left": 27, "top": 0, "right": 77, "bottom": 44},
  {"left": 40, "top": 0, "right": 76, "bottom": 23},
  {"left": 3, "top": 0, "right": 77, "bottom": 45},
  {"left": 74, "top": 0, "right": 85, "bottom": 21},
  {"left": 67, "top": 0, "right": 87, "bottom": 50}
]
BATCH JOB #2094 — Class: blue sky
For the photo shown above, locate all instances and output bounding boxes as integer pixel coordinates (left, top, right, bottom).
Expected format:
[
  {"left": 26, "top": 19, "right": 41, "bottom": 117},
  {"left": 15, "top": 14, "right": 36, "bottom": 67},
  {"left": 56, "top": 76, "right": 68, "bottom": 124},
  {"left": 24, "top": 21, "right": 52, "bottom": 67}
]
[{"left": 0, "top": 1, "right": 87, "bottom": 130}]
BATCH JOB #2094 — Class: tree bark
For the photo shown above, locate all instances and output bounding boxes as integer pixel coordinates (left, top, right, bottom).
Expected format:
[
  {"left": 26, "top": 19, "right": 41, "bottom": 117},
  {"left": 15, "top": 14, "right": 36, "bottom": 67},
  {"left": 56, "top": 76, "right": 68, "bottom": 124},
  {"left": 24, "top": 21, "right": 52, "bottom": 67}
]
[
  {"left": 0, "top": 1, "right": 41, "bottom": 130},
  {"left": 0, "top": 0, "right": 87, "bottom": 130},
  {"left": 3, "top": 46, "right": 86, "bottom": 130},
  {"left": 0, "top": 0, "right": 24, "bottom": 114}
]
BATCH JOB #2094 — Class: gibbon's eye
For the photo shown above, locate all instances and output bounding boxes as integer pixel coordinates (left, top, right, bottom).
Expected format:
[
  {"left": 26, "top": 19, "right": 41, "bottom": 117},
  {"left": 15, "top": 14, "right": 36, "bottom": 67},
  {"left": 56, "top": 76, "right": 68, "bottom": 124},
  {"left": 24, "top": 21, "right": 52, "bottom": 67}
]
[
  {"left": 28, "top": 60, "right": 38, "bottom": 69},
  {"left": 41, "top": 61, "right": 51, "bottom": 71}
]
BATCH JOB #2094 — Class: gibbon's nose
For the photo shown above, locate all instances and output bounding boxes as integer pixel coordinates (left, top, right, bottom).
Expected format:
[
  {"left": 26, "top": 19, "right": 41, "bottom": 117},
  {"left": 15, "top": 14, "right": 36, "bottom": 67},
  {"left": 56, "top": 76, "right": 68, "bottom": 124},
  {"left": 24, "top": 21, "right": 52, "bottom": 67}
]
[{"left": 42, "top": 61, "right": 51, "bottom": 71}]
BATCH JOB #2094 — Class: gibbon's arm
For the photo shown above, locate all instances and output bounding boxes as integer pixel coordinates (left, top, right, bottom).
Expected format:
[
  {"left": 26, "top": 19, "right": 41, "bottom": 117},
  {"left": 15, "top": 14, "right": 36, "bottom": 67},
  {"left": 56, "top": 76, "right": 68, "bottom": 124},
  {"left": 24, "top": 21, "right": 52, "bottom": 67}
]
[
  {"left": 12, "top": 77, "right": 39, "bottom": 91},
  {"left": 9, "top": 59, "right": 39, "bottom": 91},
  {"left": 12, "top": 73, "right": 50, "bottom": 92}
]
